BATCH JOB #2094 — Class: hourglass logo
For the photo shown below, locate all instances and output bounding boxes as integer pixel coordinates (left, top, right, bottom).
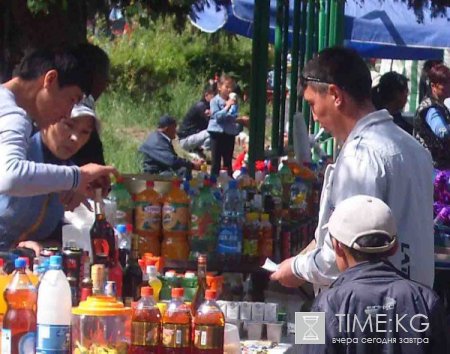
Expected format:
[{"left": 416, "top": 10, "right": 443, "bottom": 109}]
[{"left": 295, "top": 312, "right": 325, "bottom": 344}]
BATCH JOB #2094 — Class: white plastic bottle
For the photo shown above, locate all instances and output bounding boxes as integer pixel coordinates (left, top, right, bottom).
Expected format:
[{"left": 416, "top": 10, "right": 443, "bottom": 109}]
[{"left": 36, "top": 255, "right": 72, "bottom": 353}]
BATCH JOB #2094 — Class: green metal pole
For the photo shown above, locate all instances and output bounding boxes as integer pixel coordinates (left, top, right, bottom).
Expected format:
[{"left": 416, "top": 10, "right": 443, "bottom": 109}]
[
  {"left": 271, "top": 0, "right": 284, "bottom": 153},
  {"left": 288, "top": 0, "right": 301, "bottom": 146},
  {"left": 302, "top": 0, "right": 314, "bottom": 130},
  {"left": 278, "top": 0, "right": 289, "bottom": 155},
  {"left": 248, "top": 0, "right": 270, "bottom": 177}
]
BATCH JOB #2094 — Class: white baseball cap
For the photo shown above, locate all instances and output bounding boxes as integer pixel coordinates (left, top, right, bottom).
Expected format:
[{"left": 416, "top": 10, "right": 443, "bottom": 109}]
[
  {"left": 71, "top": 95, "right": 101, "bottom": 133},
  {"left": 323, "top": 195, "right": 397, "bottom": 253}
]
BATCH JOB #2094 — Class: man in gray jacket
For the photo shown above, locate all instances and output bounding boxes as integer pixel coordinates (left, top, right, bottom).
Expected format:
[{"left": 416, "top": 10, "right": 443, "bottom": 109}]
[{"left": 302, "top": 195, "right": 447, "bottom": 354}]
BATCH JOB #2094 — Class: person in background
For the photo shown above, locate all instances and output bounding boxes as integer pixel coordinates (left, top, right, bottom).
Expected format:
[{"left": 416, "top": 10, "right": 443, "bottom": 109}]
[
  {"left": 178, "top": 84, "right": 215, "bottom": 158},
  {"left": 207, "top": 74, "right": 249, "bottom": 176},
  {"left": 302, "top": 195, "right": 447, "bottom": 354},
  {"left": 414, "top": 64, "right": 450, "bottom": 169},
  {"left": 0, "top": 46, "right": 116, "bottom": 200},
  {"left": 372, "top": 71, "right": 412, "bottom": 134},
  {"left": 71, "top": 43, "right": 110, "bottom": 167},
  {"left": 139, "top": 115, "right": 202, "bottom": 176},
  {"left": 0, "top": 99, "right": 99, "bottom": 256},
  {"left": 271, "top": 47, "right": 434, "bottom": 293}
]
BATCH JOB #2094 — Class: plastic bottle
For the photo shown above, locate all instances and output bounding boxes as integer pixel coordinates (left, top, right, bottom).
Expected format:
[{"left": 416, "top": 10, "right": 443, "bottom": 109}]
[
  {"left": 191, "top": 255, "right": 207, "bottom": 317},
  {"left": 2, "top": 258, "right": 37, "bottom": 354},
  {"left": 90, "top": 189, "right": 116, "bottom": 267},
  {"left": 130, "top": 287, "right": 162, "bottom": 354},
  {"left": 161, "top": 180, "right": 190, "bottom": 260},
  {"left": 147, "top": 265, "right": 162, "bottom": 302},
  {"left": 192, "top": 290, "right": 225, "bottom": 354},
  {"left": 162, "top": 288, "right": 191, "bottom": 354},
  {"left": 36, "top": 255, "right": 71, "bottom": 354},
  {"left": 134, "top": 181, "right": 162, "bottom": 256},
  {"left": 189, "top": 180, "right": 221, "bottom": 259},
  {"left": 109, "top": 175, "right": 134, "bottom": 225},
  {"left": 217, "top": 180, "right": 244, "bottom": 262}
]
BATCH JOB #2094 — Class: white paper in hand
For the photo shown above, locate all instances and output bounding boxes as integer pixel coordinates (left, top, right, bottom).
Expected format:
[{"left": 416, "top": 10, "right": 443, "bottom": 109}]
[{"left": 262, "top": 258, "right": 280, "bottom": 272}]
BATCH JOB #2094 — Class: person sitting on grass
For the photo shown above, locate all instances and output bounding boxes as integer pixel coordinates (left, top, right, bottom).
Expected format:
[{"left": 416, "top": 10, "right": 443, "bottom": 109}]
[
  {"left": 302, "top": 195, "right": 447, "bottom": 354},
  {"left": 0, "top": 98, "right": 100, "bottom": 256},
  {"left": 139, "top": 115, "right": 202, "bottom": 176}
]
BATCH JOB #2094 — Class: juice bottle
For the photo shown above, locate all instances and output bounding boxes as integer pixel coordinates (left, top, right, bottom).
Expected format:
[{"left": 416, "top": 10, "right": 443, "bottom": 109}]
[
  {"left": 192, "top": 290, "right": 225, "bottom": 354},
  {"left": 2, "top": 258, "right": 37, "bottom": 354},
  {"left": 130, "top": 287, "right": 162, "bottom": 354},
  {"left": 90, "top": 189, "right": 116, "bottom": 267},
  {"left": 161, "top": 180, "right": 190, "bottom": 260},
  {"left": 162, "top": 288, "right": 191, "bottom": 354},
  {"left": 147, "top": 265, "right": 162, "bottom": 302},
  {"left": 135, "top": 181, "right": 162, "bottom": 256}
]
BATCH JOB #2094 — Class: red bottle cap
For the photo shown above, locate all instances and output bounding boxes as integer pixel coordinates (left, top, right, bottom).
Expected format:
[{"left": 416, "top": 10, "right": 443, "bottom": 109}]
[
  {"left": 146, "top": 180, "right": 155, "bottom": 188},
  {"left": 205, "top": 290, "right": 216, "bottom": 300},
  {"left": 172, "top": 288, "right": 184, "bottom": 298},
  {"left": 141, "top": 286, "right": 153, "bottom": 297}
]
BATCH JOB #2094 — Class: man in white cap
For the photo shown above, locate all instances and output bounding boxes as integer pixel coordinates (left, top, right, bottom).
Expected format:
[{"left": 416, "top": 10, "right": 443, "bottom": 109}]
[{"left": 302, "top": 195, "right": 447, "bottom": 354}]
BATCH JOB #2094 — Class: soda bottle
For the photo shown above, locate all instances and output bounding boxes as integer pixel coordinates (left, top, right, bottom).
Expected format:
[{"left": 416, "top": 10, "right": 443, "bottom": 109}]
[
  {"left": 91, "top": 189, "right": 116, "bottom": 267},
  {"left": 134, "top": 181, "right": 162, "bottom": 256},
  {"left": 130, "top": 287, "right": 162, "bottom": 354},
  {"left": 36, "top": 256, "right": 71, "bottom": 354},
  {"left": 123, "top": 235, "right": 143, "bottom": 304},
  {"left": 192, "top": 290, "right": 225, "bottom": 354},
  {"left": 147, "top": 265, "right": 162, "bottom": 302},
  {"left": 191, "top": 255, "right": 207, "bottom": 317},
  {"left": 189, "top": 180, "right": 220, "bottom": 259},
  {"left": 161, "top": 180, "right": 190, "bottom": 261},
  {"left": 109, "top": 175, "right": 134, "bottom": 225},
  {"left": 217, "top": 180, "right": 244, "bottom": 262},
  {"left": 2, "top": 258, "right": 37, "bottom": 354},
  {"left": 162, "top": 288, "right": 191, "bottom": 354}
]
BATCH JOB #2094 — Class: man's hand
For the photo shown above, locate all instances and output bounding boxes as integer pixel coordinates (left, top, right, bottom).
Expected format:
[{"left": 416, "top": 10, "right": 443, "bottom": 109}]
[
  {"left": 17, "top": 241, "right": 42, "bottom": 257},
  {"left": 77, "top": 164, "right": 118, "bottom": 199},
  {"left": 270, "top": 257, "right": 306, "bottom": 288},
  {"left": 60, "top": 191, "right": 92, "bottom": 212}
]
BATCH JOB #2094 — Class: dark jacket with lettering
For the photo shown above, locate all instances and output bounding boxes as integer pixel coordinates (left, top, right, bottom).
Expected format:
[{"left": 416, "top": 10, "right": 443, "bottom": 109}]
[
  {"left": 414, "top": 96, "right": 450, "bottom": 169},
  {"left": 302, "top": 261, "right": 447, "bottom": 354},
  {"left": 139, "top": 131, "right": 193, "bottom": 175}
]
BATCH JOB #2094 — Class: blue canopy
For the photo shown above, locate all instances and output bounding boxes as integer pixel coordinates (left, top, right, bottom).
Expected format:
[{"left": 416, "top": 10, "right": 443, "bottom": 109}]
[{"left": 190, "top": 0, "right": 450, "bottom": 59}]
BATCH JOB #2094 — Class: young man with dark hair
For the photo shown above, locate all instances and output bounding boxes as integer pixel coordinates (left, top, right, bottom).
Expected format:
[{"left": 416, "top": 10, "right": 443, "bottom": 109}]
[
  {"left": 303, "top": 195, "right": 447, "bottom": 354},
  {"left": 178, "top": 84, "right": 215, "bottom": 155},
  {"left": 271, "top": 47, "right": 434, "bottom": 292},
  {"left": 0, "top": 46, "right": 116, "bottom": 199}
]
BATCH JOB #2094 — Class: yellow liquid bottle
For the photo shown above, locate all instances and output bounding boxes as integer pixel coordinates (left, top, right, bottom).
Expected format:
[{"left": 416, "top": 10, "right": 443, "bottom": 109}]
[{"left": 147, "top": 265, "right": 162, "bottom": 302}]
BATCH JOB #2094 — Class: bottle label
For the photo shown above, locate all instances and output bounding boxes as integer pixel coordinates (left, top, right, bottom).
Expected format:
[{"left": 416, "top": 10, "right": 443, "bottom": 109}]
[
  {"left": 131, "top": 321, "right": 160, "bottom": 346},
  {"left": 162, "top": 203, "right": 189, "bottom": 232},
  {"left": 193, "top": 325, "right": 224, "bottom": 349},
  {"left": 1, "top": 329, "right": 11, "bottom": 354},
  {"left": 135, "top": 202, "right": 161, "bottom": 233},
  {"left": 217, "top": 225, "right": 242, "bottom": 254},
  {"left": 162, "top": 323, "right": 190, "bottom": 348},
  {"left": 36, "top": 324, "right": 70, "bottom": 353}
]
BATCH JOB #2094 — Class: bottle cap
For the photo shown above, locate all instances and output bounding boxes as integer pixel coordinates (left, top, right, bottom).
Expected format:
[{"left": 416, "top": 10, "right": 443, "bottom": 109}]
[
  {"left": 205, "top": 290, "right": 216, "bottom": 300},
  {"left": 141, "top": 286, "right": 153, "bottom": 297},
  {"left": 116, "top": 224, "right": 127, "bottom": 233},
  {"left": 14, "top": 258, "right": 26, "bottom": 269},
  {"left": 146, "top": 180, "right": 155, "bottom": 188},
  {"left": 49, "top": 255, "right": 62, "bottom": 269},
  {"left": 172, "top": 288, "right": 184, "bottom": 298}
]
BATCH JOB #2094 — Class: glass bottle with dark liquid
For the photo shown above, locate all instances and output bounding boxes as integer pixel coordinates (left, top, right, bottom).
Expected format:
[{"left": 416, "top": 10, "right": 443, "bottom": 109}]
[{"left": 90, "top": 189, "right": 116, "bottom": 267}]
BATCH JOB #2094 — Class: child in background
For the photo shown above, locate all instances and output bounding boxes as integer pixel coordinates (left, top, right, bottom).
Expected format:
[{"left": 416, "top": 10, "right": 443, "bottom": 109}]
[{"left": 207, "top": 74, "right": 241, "bottom": 176}]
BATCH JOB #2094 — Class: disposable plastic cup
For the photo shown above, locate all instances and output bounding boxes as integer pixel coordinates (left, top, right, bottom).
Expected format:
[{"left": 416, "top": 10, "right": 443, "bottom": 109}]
[
  {"left": 266, "top": 322, "right": 283, "bottom": 343},
  {"left": 247, "top": 321, "right": 263, "bottom": 340}
]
